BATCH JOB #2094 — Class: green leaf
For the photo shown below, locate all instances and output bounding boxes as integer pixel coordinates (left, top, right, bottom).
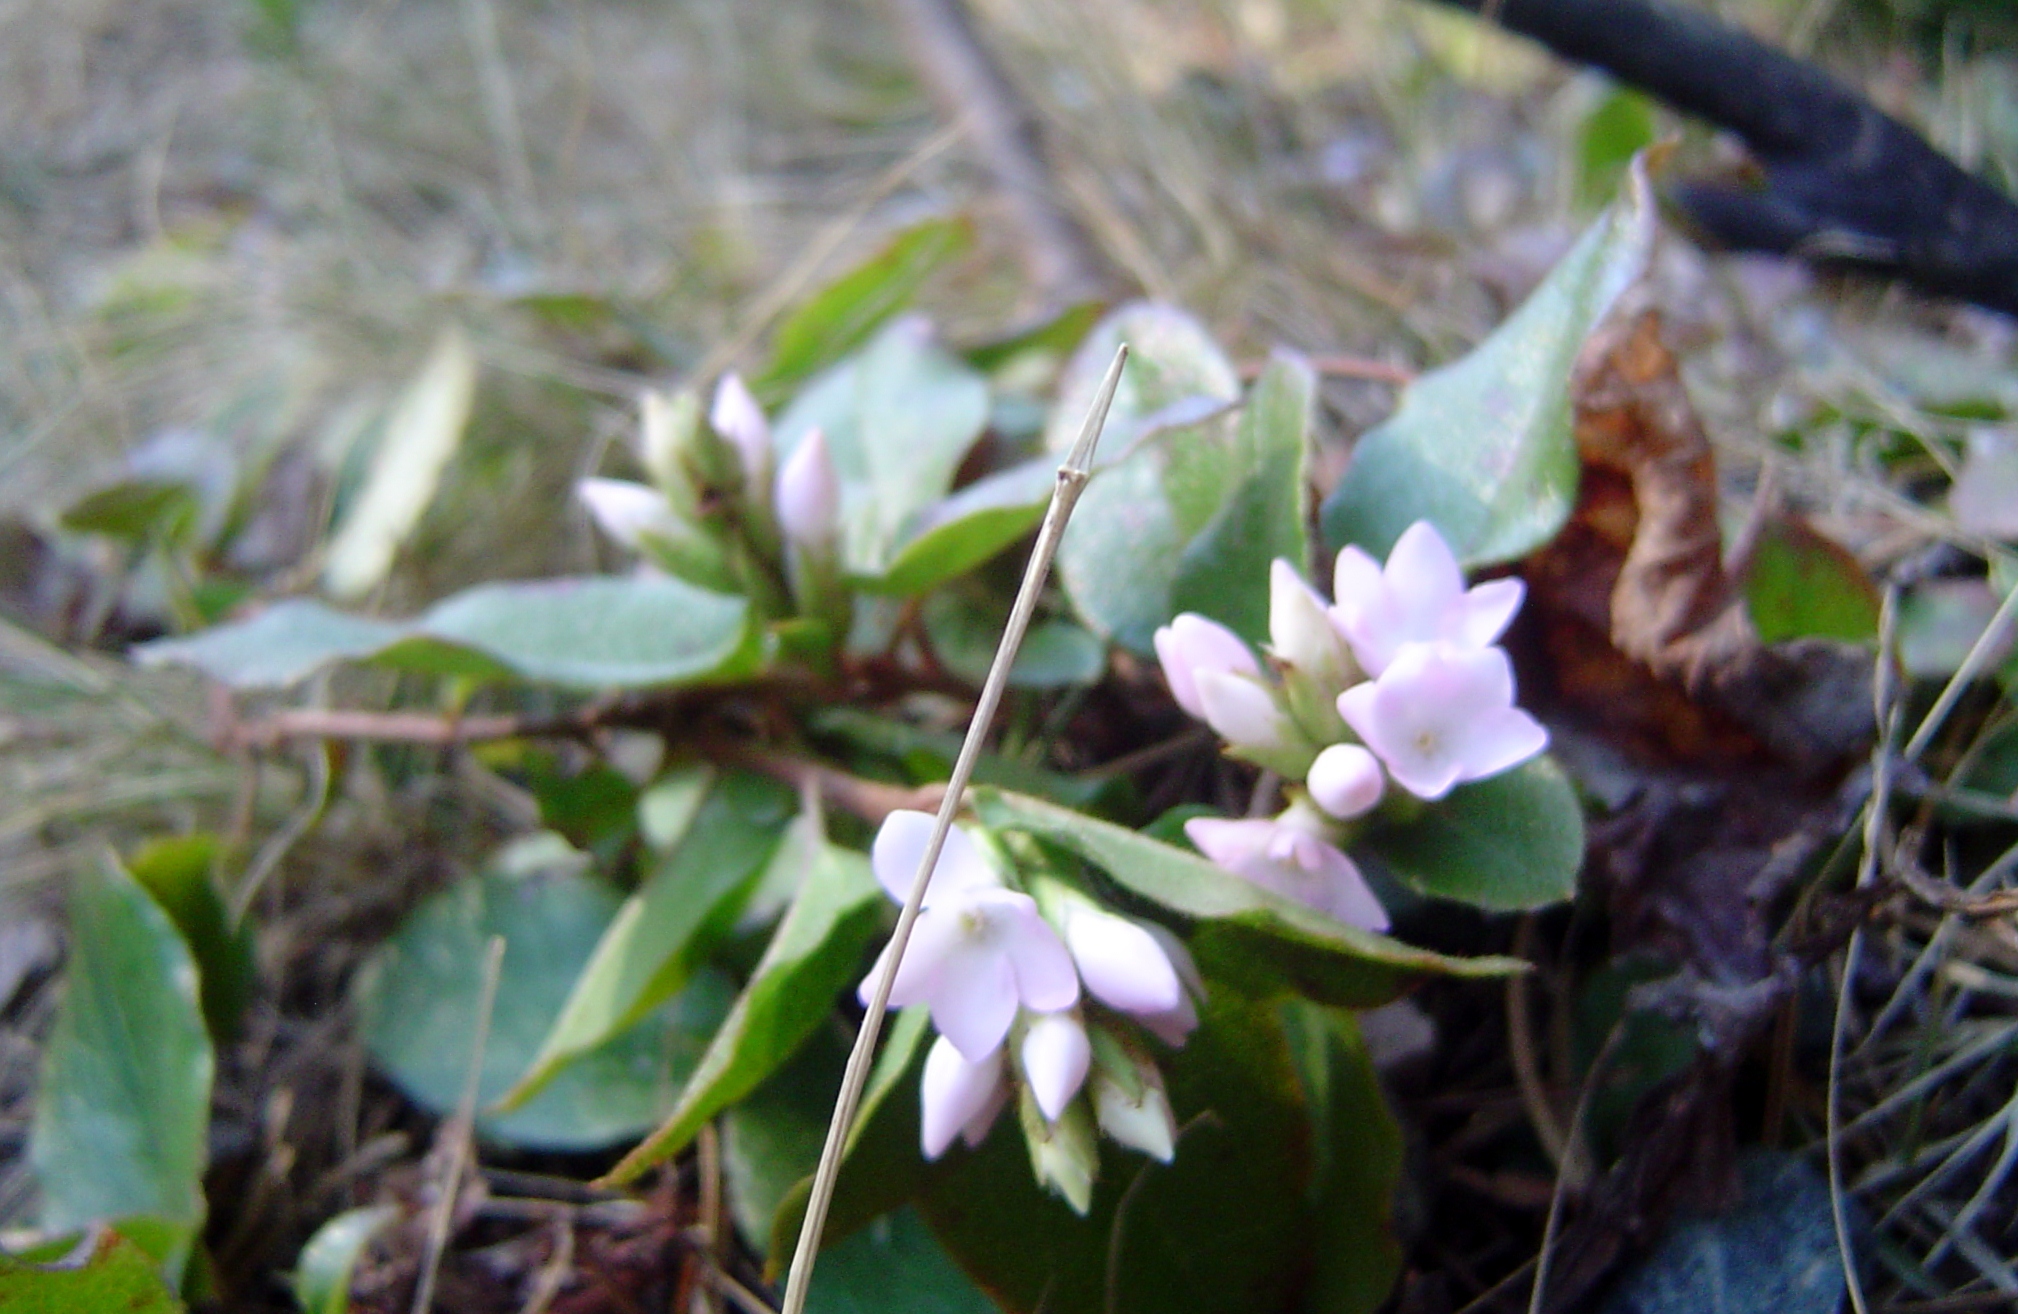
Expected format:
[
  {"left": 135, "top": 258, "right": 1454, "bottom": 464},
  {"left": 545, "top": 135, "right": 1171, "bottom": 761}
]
[
  {"left": 922, "top": 591, "right": 1106, "bottom": 690},
  {"left": 324, "top": 328, "right": 479, "bottom": 599},
  {"left": 1042, "top": 302, "right": 1241, "bottom": 457},
  {"left": 1577, "top": 85, "right": 1657, "bottom": 206},
  {"left": 291, "top": 1205, "right": 398, "bottom": 1314},
  {"left": 809, "top": 708, "right": 1115, "bottom": 810},
  {"left": 498, "top": 773, "right": 795, "bottom": 1110},
  {"left": 124, "top": 834, "right": 256, "bottom": 1045},
  {"left": 756, "top": 217, "right": 973, "bottom": 399},
  {"left": 1284, "top": 1004, "right": 1404, "bottom": 1314},
  {"left": 962, "top": 300, "right": 1103, "bottom": 374},
  {"left": 30, "top": 854, "right": 213, "bottom": 1280},
  {"left": 872, "top": 459, "right": 1055, "bottom": 598},
  {"left": 767, "top": 1006, "right": 934, "bottom": 1273},
  {"left": 916, "top": 992, "right": 1315, "bottom": 1314},
  {"left": 1056, "top": 351, "right": 1309, "bottom": 653},
  {"left": 723, "top": 1032, "right": 848, "bottom": 1254},
  {"left": 1168, "top": 353, "right": 1314, "bottom": 644},
  {"left": 352, "top": 835, "right": 735, "bottom": 1150},
  {"left": 1356, "top": 757, "right": 1584, "bottom": 912},
  {"left": 136, "top": 574, "right": 760, "bottom": 692},
  {"left": 806, "top": 1207, "right": 997, "bottom": 1314},
  {"left": 973, "top": 788, "right": 1525, "bottom": 1006},
  {"left": 1740, "top": 517, "right": 1879, "bottom": 644},
  {"left": 0, "top": 1229, "right": 185, "bottom": 1313},
  {"left": 1321, "top": 160, "right": 1657, "bottom": 567},
  {"left": 600, "top": 842, "right": 882, "bottom": 1184},
  {"left": 60, "top": 480, "right": 200, "bottom": 545},
  {"left": 775, "top": 319, "right": 992, "bottom": 583}
]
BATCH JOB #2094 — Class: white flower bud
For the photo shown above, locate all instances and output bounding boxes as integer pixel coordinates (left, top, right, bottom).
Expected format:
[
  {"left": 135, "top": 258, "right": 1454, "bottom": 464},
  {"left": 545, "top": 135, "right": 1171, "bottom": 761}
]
[{"left": 775, "top": 427, "right": 840, "bottom": 550}]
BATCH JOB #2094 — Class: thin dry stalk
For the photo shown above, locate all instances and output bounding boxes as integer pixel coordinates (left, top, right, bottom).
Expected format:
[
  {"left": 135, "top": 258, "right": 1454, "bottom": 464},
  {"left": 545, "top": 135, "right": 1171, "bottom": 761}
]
[
  {"left": 411, "top": 933, "right": 507, "bottom": 1314},
  {"left": 776, "top": 343, "right": 1129, "bottom": 1314}
]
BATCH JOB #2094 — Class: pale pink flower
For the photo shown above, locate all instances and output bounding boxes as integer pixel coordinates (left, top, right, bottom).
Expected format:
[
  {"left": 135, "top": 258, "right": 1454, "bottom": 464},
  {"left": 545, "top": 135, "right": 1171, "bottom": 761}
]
[
  {"left": 920, "top": 1035, "right": 1008, "bottom": 1158},
  {"left": 1329, "top": 520, "right": 1525, "bottom": 675},
  {"left": 860, "top": 812, "right": 1080, "bottom": 1060},
  {"left": 1152, "top": 614, "right": 1260, "bottom": 721},
  {"left": 1306, "top": 743, "right": 1385, "bottom": 819},
  {"left": 1020, "top": 1012, "right": 1091, "bottom": 1121},
  {"left": 1091, "top": 1048, "right": 1177, "bottom": 1162},
  {"left": 774, "top": 427, "right": 840, "bottom": 549},
  {"left": 1336, "top": 641, "right": 1548, "bottom": 800},
  {"left": 1185, "top": 814, "right": 1389, "bottom": 931}
]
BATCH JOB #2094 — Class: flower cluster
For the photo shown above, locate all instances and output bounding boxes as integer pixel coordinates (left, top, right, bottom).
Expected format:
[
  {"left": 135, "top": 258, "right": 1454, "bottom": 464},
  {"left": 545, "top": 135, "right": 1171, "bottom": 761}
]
[
  {"left": 576, "top": 373, "right": 847, "bottom": 631},
  {"left": 859, "top": 811, "right": 1200, "bottom": 1189},
  {"left": 1157, "top": 521, "right": 1547, "bottom": 928}
]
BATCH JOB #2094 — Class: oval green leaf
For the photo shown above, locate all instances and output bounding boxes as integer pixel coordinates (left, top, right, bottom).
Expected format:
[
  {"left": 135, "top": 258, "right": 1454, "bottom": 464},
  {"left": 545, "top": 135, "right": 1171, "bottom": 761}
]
[
  {"left": 601, "top": 840, "right": 882, "bottom": 1185},
  {"left": 136, "top": 574, "right": 759, "bottom": 692},
  {"left": 1321, "top": 159, "right": 1657, "bottom": 567},
  {"left": 497, "top": 772, "right": 795, "bottom": 1111},
  {"left": 1356, "top": 756, "right": 1584, "bottom": 912},
  {"left": 292, "top": 1205, "right": 399, "bottom": 1314},
  {"left": 30, "top": 854, "right": 214, "bottom": 1276},
  {"left": 353, "top": 835, "right": 735, "bottom": 1150}
]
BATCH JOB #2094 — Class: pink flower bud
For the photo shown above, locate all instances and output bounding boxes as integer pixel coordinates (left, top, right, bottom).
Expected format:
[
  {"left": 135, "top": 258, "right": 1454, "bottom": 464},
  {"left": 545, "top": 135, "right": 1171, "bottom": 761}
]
[
  {"left": 1307, "top": 743, "right": 1385, "bottom": 819},
  {"left": 1061, "top": 905, "right": 1182, "bottom": 1017},
  {"left": 920, "top": 1035, "right": 1007, "bottom": 1159},
  {"left": 1194, "top": 668, "right": 1294, "bottom": 753},
  {"left": 1185, "top": 813, "right": 1389, "bottom": 931},
  {"left": 1021, "top": 1012, "right": 1092, "bottom": 1121},
  {"left": 709, "top": 372, "right": 773, "bottom": 492},
  {"left": 577, "top": 478, "right": 681, "bottom": 550},
  {"left": 1152, "top": 614, "right": 1260, "bottom": 721},
  {"left": 775, "top": 428, "right": 840, "bottom": 550}
]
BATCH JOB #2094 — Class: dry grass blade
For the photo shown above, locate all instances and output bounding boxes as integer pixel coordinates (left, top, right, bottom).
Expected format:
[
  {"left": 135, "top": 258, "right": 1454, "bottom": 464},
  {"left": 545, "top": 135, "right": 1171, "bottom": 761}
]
[{"left": 776, "top": 342, "right": 1128, "bottom": 1314}]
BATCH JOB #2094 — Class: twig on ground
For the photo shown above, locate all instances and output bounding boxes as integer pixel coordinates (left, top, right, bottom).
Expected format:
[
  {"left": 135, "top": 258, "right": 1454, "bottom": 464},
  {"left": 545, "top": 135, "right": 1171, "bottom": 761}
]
[
  {"left": 1528, "top": 1022, "right": 1628, "bottom": 1314},
  {"left": 1239, "top": 354, "right": 1417, "bottom": 386},
  {"left": 411, "top": 934, "right": 506, "bottom": 1314}
]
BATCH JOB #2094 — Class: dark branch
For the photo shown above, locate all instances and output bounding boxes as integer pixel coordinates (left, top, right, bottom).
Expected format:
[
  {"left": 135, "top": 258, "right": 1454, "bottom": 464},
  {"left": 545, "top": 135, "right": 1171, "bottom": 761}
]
[{"left": 1432, "top": 0, "right": 2018, "bottom": 315}]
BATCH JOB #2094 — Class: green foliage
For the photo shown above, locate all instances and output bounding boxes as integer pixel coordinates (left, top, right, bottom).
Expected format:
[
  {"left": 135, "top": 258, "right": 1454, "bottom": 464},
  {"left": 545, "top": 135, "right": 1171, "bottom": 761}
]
[
  {"left": 1321, "top": 159, "right": 1658, "bottom": 566},
  {"left": 499, "top": 771, "right": 794, "bottom": 1109},
  {"left": 755, "top": 217, "right": 974, "bottom": 400},
  {"left": 352, "top": 835, "right": 733, "bottom": 1149},
  {"left": 1057, "top": 342, "right": 1309, "bottom": 652},
  {"left": 1357, "top": 757, "right": 1585, "bottom": 911},
  {"left": 804, "top": 1208, "right": 997, "bottom": 1314},
  {"left": 29, "top": 854, "right": 214, "bottom": 1285},
  {"left": 603, "top": 840, "right": 882, "bottom": 1183},
  {"left": 136, "top": 574, "right": 762, "bottom": 691},
  {"left": 123, "top": 834, "right": 256, "bottom": 1045},
  {"left": 1741, "top": 518, "right": 1881, "bottom": 644},
  {"left": 290, "top": 1206, "right": 398, "bottom": 1314},
  {"left": 59, "top": 480, "right": 201, "bottom": 546},
  {"left": 0, "top": 1230, "right": 186, "bottom": 1314}
]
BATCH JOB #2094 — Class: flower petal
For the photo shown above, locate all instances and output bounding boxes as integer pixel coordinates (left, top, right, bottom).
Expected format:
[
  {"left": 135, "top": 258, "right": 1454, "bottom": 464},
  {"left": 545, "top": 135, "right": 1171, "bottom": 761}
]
[
  {"left": 1139, "top": 991, "right": 1198, "bottom": 1047},
  {"left": 870, "top": 811, "right": 998, "bottom": 906},
  {"left": 920, "top": 1036, "right": 1005, "bottom": 1159},
  {"left": 866, "top": 904, "right": 962, "bottom": 1009},
  {"left": 577, "top": 478, "right": 680, "bottom": 551},
  {"left": 1183, "top": 817, "right": 1276, "bottom": 872},
  {"left": 1092, "top": 1063, "right": 1176, "bottom": 1161},
  {"left": 775, "top": 426, "right": 840, "bottom": 548},
  {"left": 1155, "top": 614, "right": 1259, "bottom": 721},
  {"left": 998, "top": 897, "right": 1081, "bottom": 1014},
  {"left": 1384, "top": 521, "right": 1465, "bottom": 631},
  {"left": 928, "top": 932, "right": 1021, "bottom": 1061},
  {"left": 1448, "top": 577, "right": 1525, "bottom": 649},
  {"left": 1301, "top": 842, "right": 1389, "bottom": 931},
  {"left": 1451, "top": 705, "right": 1549, "bottom": 782},
  {"left": 1021, "top": 1012, "right": 1091, "bottom": 1121},
  {"left": 1064, "top": 908, "right": 1182, "bottom": 1016}
]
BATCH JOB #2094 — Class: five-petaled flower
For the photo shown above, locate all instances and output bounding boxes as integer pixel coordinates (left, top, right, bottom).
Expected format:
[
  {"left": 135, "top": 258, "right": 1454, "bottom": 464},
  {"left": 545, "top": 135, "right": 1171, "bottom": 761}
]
[
  {"left": 1337, "top": 641, "right": 1547, "bottom": 800},
  {"left": 1329, "top": 520, "right": 1525, "bottom": 676}
]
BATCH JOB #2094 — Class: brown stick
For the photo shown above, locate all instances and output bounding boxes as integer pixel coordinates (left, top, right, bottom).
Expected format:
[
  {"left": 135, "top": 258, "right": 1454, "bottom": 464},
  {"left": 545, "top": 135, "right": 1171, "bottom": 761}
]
[{"left": 882, "top": 0, "right": 1108, "bottom": 303}]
